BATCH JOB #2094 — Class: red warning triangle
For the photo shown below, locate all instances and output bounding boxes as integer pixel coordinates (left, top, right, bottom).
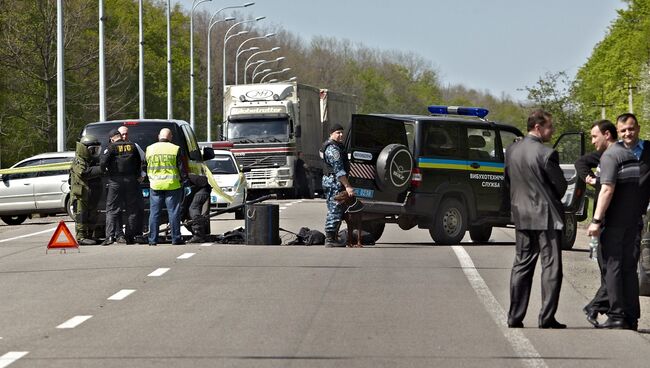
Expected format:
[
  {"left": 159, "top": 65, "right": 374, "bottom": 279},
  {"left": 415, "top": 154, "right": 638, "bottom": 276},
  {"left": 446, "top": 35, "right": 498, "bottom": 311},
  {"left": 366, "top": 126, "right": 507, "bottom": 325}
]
[{"left": 47, "top": 221, "right": 79, "bottom": 251}]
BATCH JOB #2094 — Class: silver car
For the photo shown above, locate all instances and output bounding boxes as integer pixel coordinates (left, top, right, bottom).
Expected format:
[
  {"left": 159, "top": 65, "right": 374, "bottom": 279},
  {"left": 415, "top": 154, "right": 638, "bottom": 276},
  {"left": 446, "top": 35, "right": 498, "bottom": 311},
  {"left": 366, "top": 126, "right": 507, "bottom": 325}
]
[{"left": 0, "top": 152, "right": 75, "bottom": 225}]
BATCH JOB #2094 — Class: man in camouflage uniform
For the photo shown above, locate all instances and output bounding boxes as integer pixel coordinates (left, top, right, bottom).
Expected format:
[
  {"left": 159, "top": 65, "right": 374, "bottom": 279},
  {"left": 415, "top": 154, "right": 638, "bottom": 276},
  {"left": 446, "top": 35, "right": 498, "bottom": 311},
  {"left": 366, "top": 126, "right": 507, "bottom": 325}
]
[
  {"left": 320, "top": 123, "right": 355, "bottom": 247},
  {"left": 70, "top": 135, "right": 103, "bottom": 245}
]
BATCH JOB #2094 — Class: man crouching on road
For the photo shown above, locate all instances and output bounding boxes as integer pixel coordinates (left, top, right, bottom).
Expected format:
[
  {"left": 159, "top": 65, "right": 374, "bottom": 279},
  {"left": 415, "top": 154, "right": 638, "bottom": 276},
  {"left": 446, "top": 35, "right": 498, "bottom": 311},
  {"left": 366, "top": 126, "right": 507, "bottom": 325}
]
[
  {"left": 320, "top": 123, "right": 355, "bottom": 247},
  {"left": 505, "top": 109, "right": 567, "bottom": 329}
]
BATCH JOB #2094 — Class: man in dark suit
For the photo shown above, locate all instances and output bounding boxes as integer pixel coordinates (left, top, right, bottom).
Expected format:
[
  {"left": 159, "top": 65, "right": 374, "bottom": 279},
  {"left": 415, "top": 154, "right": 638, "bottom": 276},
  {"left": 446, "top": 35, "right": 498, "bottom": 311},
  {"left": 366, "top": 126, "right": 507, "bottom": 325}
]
[{"left": 505, "top": 109, "right": 568, "bottom": 329}]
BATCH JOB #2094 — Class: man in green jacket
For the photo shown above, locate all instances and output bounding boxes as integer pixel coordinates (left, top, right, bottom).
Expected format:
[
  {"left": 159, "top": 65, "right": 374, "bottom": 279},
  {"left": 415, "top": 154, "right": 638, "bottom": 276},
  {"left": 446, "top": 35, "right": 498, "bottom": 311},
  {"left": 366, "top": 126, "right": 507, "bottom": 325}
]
[{"left": 70, "top": 135, "right": 103, "bottom": 245}]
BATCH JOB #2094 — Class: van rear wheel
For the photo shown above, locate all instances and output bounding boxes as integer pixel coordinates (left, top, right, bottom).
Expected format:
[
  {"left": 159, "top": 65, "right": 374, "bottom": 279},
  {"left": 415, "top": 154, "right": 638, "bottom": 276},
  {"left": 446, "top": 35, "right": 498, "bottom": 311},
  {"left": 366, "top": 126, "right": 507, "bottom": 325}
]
[
  {"left": 1, "top": 215, "right": 27, "bottom": 226},
  {"left": 429, "top": 198, "right": 467, "bottom": 245}
]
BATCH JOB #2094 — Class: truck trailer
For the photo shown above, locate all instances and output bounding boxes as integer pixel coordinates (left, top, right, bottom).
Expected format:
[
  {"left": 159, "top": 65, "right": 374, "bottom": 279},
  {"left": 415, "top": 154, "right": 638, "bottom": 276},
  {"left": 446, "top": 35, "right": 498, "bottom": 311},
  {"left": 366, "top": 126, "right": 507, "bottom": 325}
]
[{"left": 222, "top": 82, "right": 356, "bottom": 198}]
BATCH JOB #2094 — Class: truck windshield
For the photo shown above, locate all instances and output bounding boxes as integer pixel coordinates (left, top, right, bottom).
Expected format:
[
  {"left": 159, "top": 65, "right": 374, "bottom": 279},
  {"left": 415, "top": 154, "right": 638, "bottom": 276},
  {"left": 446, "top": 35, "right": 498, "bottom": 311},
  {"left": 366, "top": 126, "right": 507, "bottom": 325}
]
[{"left": 227, "top": 118, "right": 289, "bottom": 143}]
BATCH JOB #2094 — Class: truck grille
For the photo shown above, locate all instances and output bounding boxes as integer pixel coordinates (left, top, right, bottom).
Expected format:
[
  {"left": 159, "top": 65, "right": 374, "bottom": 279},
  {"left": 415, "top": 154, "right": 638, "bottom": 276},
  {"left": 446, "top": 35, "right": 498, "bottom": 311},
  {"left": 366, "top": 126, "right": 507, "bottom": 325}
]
[
  {"left": 236, "top": 154, "right": 287, "bottom": 168},
  {"left": 245, "top": 170, "right": 273, "bottom": 180}
]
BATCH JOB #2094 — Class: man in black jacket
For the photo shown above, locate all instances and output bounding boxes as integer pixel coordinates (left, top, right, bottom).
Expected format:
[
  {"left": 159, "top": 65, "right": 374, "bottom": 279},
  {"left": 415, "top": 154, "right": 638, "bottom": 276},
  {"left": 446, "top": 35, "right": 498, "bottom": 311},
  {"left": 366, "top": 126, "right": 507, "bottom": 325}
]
[
  {"left": 505, "top": 109, "right": 568, "bottom": 329},
  {"left": 100, "top": 129, "right": 142, "bottom": 245}
]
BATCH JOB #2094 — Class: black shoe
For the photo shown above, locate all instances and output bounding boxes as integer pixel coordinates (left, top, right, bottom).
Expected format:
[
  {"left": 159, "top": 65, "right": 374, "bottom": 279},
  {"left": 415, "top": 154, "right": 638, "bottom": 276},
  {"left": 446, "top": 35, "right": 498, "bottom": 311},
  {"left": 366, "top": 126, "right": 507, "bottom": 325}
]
[
  {"left": 116, "top": 236, "right": 127, "bottom": 244},
  {"left": 325, "top": 232, "right": 345, "bottom": 247},
  {"left": 508, "top": 321, "right": 524, "bottom": 328},
  {"left": 79, "top": 238, "right": 97, "bottom": 246},
  {"left": 582, "top": 306, "right": 599, "bottom": 327},
  {"left": 188, "top": 236, "right": 206, "bottom": 244},
  {"left": 172, "top": 240, "right": 186, "bottom": 245},
  {"left": 539, "top": 320, "right": 567, "bottom": 329},
  {"left": 597, "top": 318, "right": 631, "bottom": 330},
  {"left": 102, "top": 237, "right": 116, "bottom": 246},
  {"left": 133, "top": 235, "right": 147, "bottom": 244}
]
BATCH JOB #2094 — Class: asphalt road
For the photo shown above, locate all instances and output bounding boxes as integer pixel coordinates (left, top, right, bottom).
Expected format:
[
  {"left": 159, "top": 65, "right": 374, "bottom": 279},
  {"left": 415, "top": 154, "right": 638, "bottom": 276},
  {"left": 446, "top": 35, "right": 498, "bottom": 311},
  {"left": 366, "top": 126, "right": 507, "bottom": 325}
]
[{"left": 0, "top": 199, "right": 648, "bottom": 367}]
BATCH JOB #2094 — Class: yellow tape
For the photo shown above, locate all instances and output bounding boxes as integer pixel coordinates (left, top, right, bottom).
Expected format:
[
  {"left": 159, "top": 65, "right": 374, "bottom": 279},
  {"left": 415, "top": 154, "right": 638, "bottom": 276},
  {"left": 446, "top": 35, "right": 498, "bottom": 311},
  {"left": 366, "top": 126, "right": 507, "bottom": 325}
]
[
  {"left": 201, "top": 163, "right": 234, "bottom": 203},
  {"left": 0, "top": 162, "right": 72, "bottom": 175}
]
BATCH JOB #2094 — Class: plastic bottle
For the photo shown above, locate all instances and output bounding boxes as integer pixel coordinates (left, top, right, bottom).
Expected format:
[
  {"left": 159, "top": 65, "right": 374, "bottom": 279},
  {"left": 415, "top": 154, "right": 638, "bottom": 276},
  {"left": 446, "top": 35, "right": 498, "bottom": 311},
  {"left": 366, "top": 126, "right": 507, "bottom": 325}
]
[{"left": 589, "top": 236, "right": 599, "bottom": 261}]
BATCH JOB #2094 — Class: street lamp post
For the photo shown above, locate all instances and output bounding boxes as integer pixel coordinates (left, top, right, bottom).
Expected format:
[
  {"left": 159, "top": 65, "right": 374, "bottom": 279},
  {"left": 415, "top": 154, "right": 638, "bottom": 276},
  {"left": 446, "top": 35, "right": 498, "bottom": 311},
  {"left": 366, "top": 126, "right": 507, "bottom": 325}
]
[
  {"left": 251, "top": 57, "right": 285, "bottom": 83},
  {"left": 260, "top": 67, "right": 291, "bottom": 83},
  {"left": 189, "top": 0, "right": 212, "bottom": 130},
  {"left": 223, "top": 17, "right": 265, "bottom": 93},
  {"left": 244, "top": 47, "right": 280, "bottom": 83},
  {"left": 280, "top": 77, "right": 297, "bottom": 83},
  {"left": 166, "top": 0, "right": 172, "bottom": 119},
  {"left": 235, "top": 46, "right": 259, "bottom": 84},
  {"left": 234, "top": 33, "right": 275, "bottom": 84},
  {"left": 251, "top": 68, "right": 272, "bottom": 83},
  {"left": 207, "top": 17, "right": 235, "bottom": 142}
]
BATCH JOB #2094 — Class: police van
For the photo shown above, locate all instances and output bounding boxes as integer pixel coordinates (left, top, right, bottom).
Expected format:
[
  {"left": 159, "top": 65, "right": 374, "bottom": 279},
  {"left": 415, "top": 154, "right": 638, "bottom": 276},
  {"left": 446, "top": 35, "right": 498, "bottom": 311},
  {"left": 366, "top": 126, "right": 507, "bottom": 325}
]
[
  {"left": 80, "top": 119, "right": 215, "bottom": 236},
  {"left": 346, "top": 106, "right": 587, "bottom": 249}
]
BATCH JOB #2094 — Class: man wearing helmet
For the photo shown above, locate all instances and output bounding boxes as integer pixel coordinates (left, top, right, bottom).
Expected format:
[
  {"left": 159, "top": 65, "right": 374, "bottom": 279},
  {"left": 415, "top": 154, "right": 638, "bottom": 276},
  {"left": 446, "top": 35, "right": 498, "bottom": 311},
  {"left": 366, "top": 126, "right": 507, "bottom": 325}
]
[{"left": 70, "top": 135, "right": 104, "bottom": 245}]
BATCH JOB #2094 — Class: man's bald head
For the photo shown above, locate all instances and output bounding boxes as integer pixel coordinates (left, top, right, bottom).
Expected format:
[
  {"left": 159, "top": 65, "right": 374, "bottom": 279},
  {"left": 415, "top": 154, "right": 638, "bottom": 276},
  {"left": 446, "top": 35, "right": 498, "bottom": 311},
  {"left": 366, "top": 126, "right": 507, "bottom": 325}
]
[{"left": 159, "top": 128, "right": 172, "bottom": 141}]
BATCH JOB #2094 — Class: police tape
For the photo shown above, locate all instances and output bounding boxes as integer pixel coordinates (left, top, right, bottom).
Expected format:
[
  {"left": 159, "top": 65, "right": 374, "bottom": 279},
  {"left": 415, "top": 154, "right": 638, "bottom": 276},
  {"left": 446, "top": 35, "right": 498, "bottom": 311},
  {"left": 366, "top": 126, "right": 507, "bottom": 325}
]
[
  {"left": 201, "top": 163, "right": 234, "bottom": 203},
  {"left": 0, "top": 161, "right": 72, "bottom": 175},
  {"left": 0, "top": 160, "right": 235, "bottom": 204}
]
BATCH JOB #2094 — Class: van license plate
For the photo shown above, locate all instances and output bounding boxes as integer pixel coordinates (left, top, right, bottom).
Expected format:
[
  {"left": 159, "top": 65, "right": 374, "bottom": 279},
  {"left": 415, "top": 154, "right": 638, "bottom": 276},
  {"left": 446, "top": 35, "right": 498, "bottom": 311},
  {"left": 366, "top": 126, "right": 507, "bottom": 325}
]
[{"left": 354, "top": 188, "right": 374, "bottom": 198}]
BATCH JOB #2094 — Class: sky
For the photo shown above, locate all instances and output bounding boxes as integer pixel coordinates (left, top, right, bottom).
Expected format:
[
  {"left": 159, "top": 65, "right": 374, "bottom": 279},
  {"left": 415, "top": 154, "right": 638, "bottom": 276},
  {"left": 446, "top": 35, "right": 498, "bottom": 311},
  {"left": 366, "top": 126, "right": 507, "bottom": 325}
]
[{"left": 193, "top": 0, "right": 624, "bottom": 101}]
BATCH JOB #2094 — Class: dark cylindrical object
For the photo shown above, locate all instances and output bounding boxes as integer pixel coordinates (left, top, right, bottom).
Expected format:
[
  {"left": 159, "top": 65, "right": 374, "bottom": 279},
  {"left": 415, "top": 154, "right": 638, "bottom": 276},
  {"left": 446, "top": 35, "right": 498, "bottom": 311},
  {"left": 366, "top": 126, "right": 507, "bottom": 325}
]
[{"left": 245, "top": 204, "right": 280, "bottom": 245}]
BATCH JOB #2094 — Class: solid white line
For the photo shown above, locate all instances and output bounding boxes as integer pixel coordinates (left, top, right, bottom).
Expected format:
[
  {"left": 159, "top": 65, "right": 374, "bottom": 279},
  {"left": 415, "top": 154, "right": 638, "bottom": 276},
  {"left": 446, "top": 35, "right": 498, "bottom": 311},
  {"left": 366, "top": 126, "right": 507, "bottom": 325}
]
[
  {"left": 177, "top": 252, "right": 195, "bottom": 259},
  {"left": 107, "top": 289, "right": 136, "bottom": 301},
  {"left": 56, "top": 315, "right": 93, "bottom": 329},
  {"left": 451, "top": 246, "right": 547, "bottom": 368},
  {"left": 0, "top": 227, "right": 57, "bottom": 244},
  {"left": 0, "top": 352, "right": 28, "bottom": 368},
  {"left": 148, "top": 268, "right": 170, "bottom": 277}
]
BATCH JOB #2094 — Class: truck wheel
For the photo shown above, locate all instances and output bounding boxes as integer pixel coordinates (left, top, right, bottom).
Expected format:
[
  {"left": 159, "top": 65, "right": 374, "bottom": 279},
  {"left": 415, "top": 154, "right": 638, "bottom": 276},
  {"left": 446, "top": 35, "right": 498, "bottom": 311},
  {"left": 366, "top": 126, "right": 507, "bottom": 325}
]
[
  {"left": 1, "top": 215, "right": 27, "bottom": 226},
  {"left": 362, "top": 222, "right": 385, "bottom": 242},
  {"left": 375, "top": 144, "right": 413, "bottom": 192},
  {"left": 561, "top": 214, "right": 577, "bottom": 250},
  {"left": 469, "top": 225, "right": 492, "bottom": 243},
  {"left": 429, "top": 198, "right": 467, "bottom": 245}
]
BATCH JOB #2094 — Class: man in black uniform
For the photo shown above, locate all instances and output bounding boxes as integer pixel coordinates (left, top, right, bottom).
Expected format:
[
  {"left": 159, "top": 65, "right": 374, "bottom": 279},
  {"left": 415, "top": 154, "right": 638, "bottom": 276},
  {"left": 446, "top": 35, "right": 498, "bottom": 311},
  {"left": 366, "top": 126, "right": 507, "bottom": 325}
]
[
  {"left": 186, "top": 172, "right": 212, "bottom": 243},
  {"left": 100, "top": 129, "right": 142, "bottom": 245}
]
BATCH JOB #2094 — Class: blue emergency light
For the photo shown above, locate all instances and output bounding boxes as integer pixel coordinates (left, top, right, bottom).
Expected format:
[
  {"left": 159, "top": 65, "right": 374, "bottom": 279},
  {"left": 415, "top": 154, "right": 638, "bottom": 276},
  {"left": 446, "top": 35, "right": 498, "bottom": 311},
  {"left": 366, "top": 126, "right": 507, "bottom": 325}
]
[{"left": 427, "top": 105, "right": 489, "bottom": 119}]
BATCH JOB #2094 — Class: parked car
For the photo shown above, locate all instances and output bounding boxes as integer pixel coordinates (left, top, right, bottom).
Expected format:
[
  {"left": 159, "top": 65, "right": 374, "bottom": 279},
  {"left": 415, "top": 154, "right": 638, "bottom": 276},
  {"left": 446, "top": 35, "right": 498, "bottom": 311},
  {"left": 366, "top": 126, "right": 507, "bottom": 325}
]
[
  {"left": 0, "top": 151, "right": 75, "bottom": 225},
  {"left": 205, "top": 149, "right": 248, "bottom": 219},
  {"left": 345, "top": 106, "right": 586, "bottom": 248}
]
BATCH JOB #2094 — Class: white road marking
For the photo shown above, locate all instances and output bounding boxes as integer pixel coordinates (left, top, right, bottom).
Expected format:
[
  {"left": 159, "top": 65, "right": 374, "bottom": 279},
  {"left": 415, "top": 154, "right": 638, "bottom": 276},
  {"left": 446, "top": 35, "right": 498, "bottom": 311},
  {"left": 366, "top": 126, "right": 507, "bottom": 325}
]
[
  {"left": 200, "top": 243, "right": 212, "bottom": 247},
  {"left": 0, "top": 352, "right": 28, "bottom": 368},
  {"left": 452, "top": 246, "right": 547, "bottom": 368},
  {"left": 177, "top": 252, "right": 195, "bottom": 259},
  {"left": 0, "top": 227, "right": 56, "bottom": 244},
  {"left": 285, "top": 203, "right": 294, "bottom": 206},
  {"left": 279, "top": 207, "right": 287, "bottom": 210},
  {"left": 56, "top": 315, "right": 93, "bottom": 329},
  {"left": 148, "top": 268, "right": 170, "bottom": 277},
  {"left": 107, "top": 289, "right": 136, "bottom": 301}
]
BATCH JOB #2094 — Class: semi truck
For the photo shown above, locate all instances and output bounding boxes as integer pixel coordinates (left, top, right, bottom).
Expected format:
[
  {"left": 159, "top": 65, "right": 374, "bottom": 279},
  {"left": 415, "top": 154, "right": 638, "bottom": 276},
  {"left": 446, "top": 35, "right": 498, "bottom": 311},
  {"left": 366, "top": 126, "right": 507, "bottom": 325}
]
[{"left": 221, "top": 82, "right": 356, "bottom": 198}]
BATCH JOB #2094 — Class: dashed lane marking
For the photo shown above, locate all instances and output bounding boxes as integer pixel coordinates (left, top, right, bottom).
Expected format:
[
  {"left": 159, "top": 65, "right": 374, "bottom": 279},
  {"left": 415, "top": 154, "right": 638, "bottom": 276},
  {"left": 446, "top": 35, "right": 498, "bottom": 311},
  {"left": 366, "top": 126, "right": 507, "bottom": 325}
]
[
  {"left": 451, "top": 246, "right": 547, "bottom": 368},
  {"left": 200, "top": 243, "right": 212, "bottom": 247},
  {"left": 0, "top": 227, "right": 56, "bottom": 244},
  {"left": 107, "top": 289, "right": 136, "bottom": 301},
  {"left": 177, "top": 253, "right": 195, "bottom": 260},
  {"left": 148, "top": 268, "right": 170, "bottom": 277},
  {"left": 0, "top": 352, "right": 28, "bottom": 368},
  {"left": 56, "top": 315, "right": 93, "bottom": 329}
]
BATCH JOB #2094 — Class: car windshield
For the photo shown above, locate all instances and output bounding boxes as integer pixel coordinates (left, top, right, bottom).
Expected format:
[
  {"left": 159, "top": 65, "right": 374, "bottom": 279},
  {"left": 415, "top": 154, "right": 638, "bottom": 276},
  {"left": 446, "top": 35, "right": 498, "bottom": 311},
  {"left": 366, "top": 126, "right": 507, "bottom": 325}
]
[
  {"left": 206, "top": 155, "right": 238, "bottom": 174},
  {"left": 227, "top": 118, "right": 289, "bottom": 143}
]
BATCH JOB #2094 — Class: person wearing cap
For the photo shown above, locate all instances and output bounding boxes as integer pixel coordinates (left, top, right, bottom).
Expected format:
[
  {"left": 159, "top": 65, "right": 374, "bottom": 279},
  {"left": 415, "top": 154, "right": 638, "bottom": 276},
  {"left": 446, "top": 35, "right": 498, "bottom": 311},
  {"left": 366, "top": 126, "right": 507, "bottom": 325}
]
[
  {"left": 69, "top": 134, "right": 103, "bottom": 245},
  {"left": 320, "top": 123, "right": 355, "bottom": 247},
  {"left": 118, "top": 125, "right": 148, "bottom": 244},
  {"left": 100, "top": 128, "right": 142, "bottom": 245}
]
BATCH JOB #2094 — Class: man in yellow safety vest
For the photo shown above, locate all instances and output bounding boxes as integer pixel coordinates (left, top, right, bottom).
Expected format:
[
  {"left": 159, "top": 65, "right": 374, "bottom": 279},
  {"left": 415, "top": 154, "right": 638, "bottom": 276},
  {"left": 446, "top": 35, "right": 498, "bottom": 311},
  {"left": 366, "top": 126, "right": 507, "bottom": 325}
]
[{"left": 145, "top": 128, "right": 189, "bottom": 245}]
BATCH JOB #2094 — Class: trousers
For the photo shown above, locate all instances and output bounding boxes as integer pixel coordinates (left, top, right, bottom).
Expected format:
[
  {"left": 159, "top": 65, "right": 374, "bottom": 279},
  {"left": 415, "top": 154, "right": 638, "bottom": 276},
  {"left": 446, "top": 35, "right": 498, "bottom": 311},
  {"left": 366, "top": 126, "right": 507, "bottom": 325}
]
[
  {"left": 508, "top": 227, "right": 563, "bottom": 326},
  {"left": 322, "top": 174, "right": 343, "bottom": 234}
]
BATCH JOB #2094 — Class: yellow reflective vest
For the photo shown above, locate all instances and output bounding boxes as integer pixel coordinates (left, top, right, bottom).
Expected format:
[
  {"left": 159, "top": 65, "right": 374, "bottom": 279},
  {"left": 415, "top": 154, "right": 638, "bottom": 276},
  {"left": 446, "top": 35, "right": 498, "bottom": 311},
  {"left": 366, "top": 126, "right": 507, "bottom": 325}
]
[{"left": 146, "top": 142, "right": 181, "bottom": 190}]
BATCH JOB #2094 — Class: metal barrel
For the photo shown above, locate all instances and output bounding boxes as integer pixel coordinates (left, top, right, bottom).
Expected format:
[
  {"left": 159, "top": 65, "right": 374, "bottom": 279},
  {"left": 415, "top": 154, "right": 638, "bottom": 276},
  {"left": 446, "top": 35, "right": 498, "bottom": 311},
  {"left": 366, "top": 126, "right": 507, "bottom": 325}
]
[{"left": 245, "top": 203, "right": 280, "bottom": 245}]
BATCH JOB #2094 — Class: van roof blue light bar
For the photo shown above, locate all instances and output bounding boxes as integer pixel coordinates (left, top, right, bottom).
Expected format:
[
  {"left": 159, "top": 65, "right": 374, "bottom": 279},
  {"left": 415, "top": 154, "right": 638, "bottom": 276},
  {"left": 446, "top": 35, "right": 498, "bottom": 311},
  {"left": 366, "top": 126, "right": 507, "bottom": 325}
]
[{"left": 428, "top": 105, "right": 489, "bottom": 119}]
